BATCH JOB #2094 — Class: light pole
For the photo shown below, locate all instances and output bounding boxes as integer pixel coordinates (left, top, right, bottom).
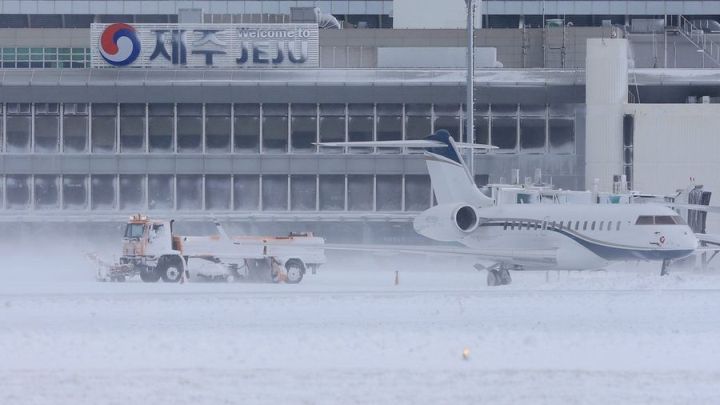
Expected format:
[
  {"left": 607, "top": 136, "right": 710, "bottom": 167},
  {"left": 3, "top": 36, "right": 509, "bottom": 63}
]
[{"left": 465, "top": 0, "right": 477, "bottom": 178}]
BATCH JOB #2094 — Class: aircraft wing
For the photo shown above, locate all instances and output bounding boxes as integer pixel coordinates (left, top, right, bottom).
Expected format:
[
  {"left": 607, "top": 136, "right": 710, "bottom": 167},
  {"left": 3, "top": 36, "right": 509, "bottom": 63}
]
[
  {"left": 668, "top": 203, "right": 720, "bottom": 214},
  {"left": 694, "top": 233, "right": 720, "bottom": 253},
  {"left": 323, "top": 243, "right": 557, "bottom": 266}
]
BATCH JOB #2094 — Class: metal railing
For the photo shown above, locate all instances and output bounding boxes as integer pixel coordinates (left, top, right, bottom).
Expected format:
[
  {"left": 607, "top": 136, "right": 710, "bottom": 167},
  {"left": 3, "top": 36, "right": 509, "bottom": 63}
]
[{"left": 675, "top": 16, "right": 720, "bottom": 67}]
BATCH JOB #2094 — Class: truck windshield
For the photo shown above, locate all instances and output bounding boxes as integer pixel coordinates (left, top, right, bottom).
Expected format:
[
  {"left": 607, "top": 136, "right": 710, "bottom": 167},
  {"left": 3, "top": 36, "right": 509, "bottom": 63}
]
[{"left": 124, "top": 223, "right": 145, "bottom": 239}]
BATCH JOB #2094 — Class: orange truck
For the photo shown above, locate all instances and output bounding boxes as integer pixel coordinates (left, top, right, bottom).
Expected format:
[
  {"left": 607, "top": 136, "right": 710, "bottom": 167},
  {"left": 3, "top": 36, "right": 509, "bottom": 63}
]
[{"left": 94, "top": 215, "right": 325, "bottom": 283}]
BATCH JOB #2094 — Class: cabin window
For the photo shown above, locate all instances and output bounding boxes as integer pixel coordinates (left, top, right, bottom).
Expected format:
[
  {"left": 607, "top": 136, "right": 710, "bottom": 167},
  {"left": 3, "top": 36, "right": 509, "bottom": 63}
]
[
  {"left": 599, "top": 221, "right": 604, "bottom": 231},
  {"left": 550, "top": 221, "right": 555, "bottom": 229},
  {"left": 655, "top": 215, "right": 687, "bottom": 225},
  {"left": 635, "top": 216, "right": 654, "bottom": 225},
  {"left": 616, "top": 221, "right": 621, "bottom": 231},
  {"left": 583, "top": 221, "right": 588, "bottom": 230},
  {"left": 575, "top": 221, "right": 579, "bottom": 231},
  {"left": 591, "top": 221, "right": 596, "bottom": 230},
  {"left": 558, "top": 221, "right": 563, "bottom": 229}
]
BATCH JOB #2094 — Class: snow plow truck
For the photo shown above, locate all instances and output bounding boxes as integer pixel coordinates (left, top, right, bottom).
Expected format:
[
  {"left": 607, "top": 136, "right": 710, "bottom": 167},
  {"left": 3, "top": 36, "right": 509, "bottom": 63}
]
[{"left": 92, "top": 215, "right": 325, "bottom": 284}]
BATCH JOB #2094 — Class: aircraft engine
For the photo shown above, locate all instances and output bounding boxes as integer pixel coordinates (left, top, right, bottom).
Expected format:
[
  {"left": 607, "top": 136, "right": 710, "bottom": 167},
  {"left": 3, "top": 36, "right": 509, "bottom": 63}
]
[{"left": 413, "top": 203, "right": 482, "bottom": 242}]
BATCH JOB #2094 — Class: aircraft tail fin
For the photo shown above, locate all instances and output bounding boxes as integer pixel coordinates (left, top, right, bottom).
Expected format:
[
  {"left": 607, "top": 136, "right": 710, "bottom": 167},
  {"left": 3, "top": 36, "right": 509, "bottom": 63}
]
[{"left": 423, "top": 130, "right": 494, "bottom": 208}]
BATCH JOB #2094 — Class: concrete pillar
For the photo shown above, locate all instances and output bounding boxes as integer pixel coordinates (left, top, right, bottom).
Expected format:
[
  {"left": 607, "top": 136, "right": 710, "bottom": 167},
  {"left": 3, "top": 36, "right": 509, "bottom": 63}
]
[{"left": 585, "top": 38, "right": 628, "bottom": 192}]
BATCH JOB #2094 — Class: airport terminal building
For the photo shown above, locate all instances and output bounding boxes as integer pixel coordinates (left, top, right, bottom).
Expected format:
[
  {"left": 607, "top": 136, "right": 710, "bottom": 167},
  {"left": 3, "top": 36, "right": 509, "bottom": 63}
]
[{"left": 0, "top": 0, "right": 719, "bottom": 240}]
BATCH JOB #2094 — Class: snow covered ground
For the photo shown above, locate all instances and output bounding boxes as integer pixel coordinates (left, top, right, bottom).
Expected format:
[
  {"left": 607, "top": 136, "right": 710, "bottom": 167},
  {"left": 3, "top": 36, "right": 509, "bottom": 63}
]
[{"left": 2, "top": 258, "right": 720, "bottom": 404}]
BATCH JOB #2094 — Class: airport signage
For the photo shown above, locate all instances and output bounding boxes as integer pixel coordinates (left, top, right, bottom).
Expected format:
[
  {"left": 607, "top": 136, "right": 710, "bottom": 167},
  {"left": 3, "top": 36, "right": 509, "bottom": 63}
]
[{"left": 91, "top": 23, "right": 319, "bottom": 68}]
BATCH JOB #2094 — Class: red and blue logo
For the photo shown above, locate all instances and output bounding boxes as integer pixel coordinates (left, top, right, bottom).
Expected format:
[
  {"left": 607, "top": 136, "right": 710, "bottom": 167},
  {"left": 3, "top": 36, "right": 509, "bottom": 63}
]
[{"left": 99, "top": 23, "right": 141, "bottom": 66}]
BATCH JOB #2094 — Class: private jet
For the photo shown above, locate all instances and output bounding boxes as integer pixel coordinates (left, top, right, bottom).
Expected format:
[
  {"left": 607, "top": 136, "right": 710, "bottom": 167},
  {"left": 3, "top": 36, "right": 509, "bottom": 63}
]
[{"left": 320, "top": 130, "right": 717, "bottom": 286}]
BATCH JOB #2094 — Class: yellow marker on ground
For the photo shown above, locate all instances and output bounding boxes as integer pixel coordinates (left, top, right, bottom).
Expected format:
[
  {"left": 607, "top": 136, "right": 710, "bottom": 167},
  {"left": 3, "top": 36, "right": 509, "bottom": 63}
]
[{"left": 462, "top": 348, "right": 470, "bottom": 360}]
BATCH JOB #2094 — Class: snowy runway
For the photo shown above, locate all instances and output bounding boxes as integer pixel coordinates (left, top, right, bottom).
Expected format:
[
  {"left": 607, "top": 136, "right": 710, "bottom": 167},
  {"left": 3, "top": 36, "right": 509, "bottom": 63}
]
[{"left": 2, "top": 268, "right": 720, "bottom": 404}]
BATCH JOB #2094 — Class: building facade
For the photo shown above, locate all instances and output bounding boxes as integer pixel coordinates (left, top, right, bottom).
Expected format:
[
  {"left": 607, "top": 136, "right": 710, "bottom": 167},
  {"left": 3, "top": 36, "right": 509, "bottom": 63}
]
[{"left": 0, "top": 0, "right": 718, "bottom": 242}]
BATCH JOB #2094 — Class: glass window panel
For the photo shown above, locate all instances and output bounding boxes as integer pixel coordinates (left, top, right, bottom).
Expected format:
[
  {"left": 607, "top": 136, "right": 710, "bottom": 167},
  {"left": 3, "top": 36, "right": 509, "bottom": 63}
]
[
  {"left": 34, "top": 175, "right": 59, "bottom": 209},
  {"left": 549, "top": 118, "right": 575, "bottom": 154},
  {"left": 319, "top": 104, "right": 345, "bottom": 154},
  {"left": 262, "top": 103, "right": 288, "bottom": 153},
  {"left": 319, "top": 175, "right": 345, "bottom": 211},
  {"left": 120, "top": 103, "right": 146, "bottom": 153},
  {"left": 348, "top": 104, "right": 373, "bottom": 154},
  {"left": 291, "top": 103, "right": 317, "bottom": 153},
  {"left": 348, "top": 175, "right": 373, "bottom": 211},
  {"left": 234, "top": 175, "right": 259, "bottom": 210},
  {"left": 119, "top": 175, "right": 146, "bottom": 210},
  {"left": 520, "top": 118, "right": 546, "bottom": 153},
  {"left": 148, "top": 103, "right": 174, "bottom": 153},
  {"left": 177, "top": 175, "right": 203, "bottom": 210},
  {"left": 404, "top": 175, "right": 431, "bottom": 211},
  {"left": 148, "top": 175, "right": 174, "bottom": 210},
  {"left": 492, "top": 105, "right": 518, "bottom": 115},
  {"left": 62, "top": 175, "right": 87, "bottom": 210},
  {"left": 377, "top": 103, "right": 402, "bottom": 153},
  {"left": 177, "top": 104, "right": 202, "bottom": 153},
  {"left": 234, "top": 104, "right": 260, "bottom": 153},
  {"left": 433, "top": 104, "right": 461, "bottom": 141},
  {"left": 376, "top": 175, "right": 402, "bottom": 211},
  {"left": 6, "top": 116, "right": 31, "bottom": 153},
  {"left": 472, "top": 115, "right": 490, "bottom": 145},
  {"left": 34, "top": 115, "right": 60, "bottom": 153},
  {"left": 405, "top": 103, "right": 431, "bottom": 141},
  {"left": 205, "top": 104, "right": 231, "bottom": 153},
  {"left": 205, "top": 175, "right": 231, "bottom": 210},
  {"left": 6, "top": 175, "right": 30, "bottom": 209},
  {"left": 63, "top": 104, "right": 88, "bottom": 153},
  {"left": 291, "top": 175, "right": 317, "bottom": 211},
  {"left": 491, "top": 117, "right": 517, "bottom": 151},
  {"left": 520, "top": 105, "right": 546, "bottom": 116},
  {"left": 91, "top": 103, "right": 116, "bottom": 153},
  {"left": 549, "top": 104, "right": 575, "bottom": 117},
  {"left": 91, "top": 175, "right": 116, "bottom": 210},
  {"left": 262, "top": 175, "right": 288, "bottom": 211}
]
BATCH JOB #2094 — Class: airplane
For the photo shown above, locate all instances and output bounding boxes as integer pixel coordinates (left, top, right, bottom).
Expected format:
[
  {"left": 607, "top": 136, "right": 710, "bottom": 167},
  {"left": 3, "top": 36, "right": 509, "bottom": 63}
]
[{"left": 318, "top": 130, "right": 719, "bottom": 286}]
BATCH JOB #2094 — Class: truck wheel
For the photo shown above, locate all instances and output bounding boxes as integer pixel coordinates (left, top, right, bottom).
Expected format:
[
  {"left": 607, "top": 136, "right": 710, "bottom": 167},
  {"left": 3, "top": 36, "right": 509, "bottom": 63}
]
[
  {"left": 139, "top": 267, "right": 161, "bottom": 283},
  {"left": 158, "top": 257, "right": 184, "bottom": 283},
  {"left": 285, "top": 260, "right": 305, "bottom": 284}
]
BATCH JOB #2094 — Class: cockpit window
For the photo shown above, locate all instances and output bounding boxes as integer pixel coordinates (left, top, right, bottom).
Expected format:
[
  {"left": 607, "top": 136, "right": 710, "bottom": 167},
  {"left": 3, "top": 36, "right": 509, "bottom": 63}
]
[
  {"left": 635, "top": 215, "right": 687, "bottom": 225},
  {"left": 124, "top": 223, "right": 145, "bottom": 238},
  {"left": 672, "top": 215, "right": 687, "bottom": 225},
  {"left": 654, "top": 216, "right": 676, "bottom": 225}
]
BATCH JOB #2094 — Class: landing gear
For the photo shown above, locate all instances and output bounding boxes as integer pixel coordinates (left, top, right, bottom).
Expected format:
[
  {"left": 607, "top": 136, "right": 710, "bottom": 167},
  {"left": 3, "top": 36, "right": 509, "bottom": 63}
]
[
  {"left": 661, "top": 259, "right": 670, "bottom": 276},
  {"left": 487, "top": 270, "right": 501, "bottom": 286},
  {"left": 498, "top": 267, "right": 512, "bottom": 284},
  {"left": 485, "top": 264, "right": 512, "bottom": 287}
]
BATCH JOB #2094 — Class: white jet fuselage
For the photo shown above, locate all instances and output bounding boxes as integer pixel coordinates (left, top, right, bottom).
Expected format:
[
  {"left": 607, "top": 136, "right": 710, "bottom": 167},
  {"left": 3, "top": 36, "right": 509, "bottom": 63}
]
[{"left": 418, "top": 203, "right": 698, "bottom": 270}]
